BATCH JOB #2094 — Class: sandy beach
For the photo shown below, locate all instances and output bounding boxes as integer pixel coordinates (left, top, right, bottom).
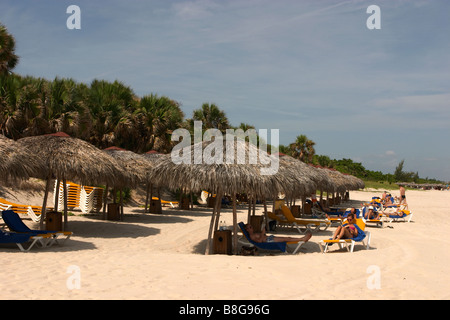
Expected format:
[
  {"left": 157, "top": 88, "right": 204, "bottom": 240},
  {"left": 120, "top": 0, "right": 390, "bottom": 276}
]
[{"left": 0, "top": 185, "right": 449, "bottom": 300}]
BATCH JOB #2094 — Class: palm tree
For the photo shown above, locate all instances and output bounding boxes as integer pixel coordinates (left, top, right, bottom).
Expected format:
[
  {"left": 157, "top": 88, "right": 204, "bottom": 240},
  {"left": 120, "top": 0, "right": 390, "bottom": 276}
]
[
  {"left": 129, "top": 93, "right": 184, "bottom": 153},
  {"left": 289, "top": 134, "right": 316, "bottom": 163},
  {"left": 0, "top": 73, "right": 22, "bottom": 138},
  {"left": 0, "top": 23, "right": 19, "bottom": 76},
  {"left": 86, "top": 79, "right": 137, "bottom": 148},
  {"left": 191, "top": 102, "right": 230, "bottom": 133}
]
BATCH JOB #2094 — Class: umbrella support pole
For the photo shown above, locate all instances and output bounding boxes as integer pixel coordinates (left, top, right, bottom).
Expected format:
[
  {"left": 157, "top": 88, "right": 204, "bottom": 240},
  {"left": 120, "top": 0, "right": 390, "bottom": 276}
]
[
  {"left": 206, "top": 190, "right": 222, "bottom": 255},
  {"left": 232, "top": 194, "right": 237, "bottom": 255},
  {"left": 63, "top": 178, "right": 68, "bottom": 231},
  {"left": 40, "top": 174, "right": 52, "bottom": 230},
  {"left": 144, "top": 184, "right": 150, "bottom": 212},
  {"left": 102, "top": 185, "right": 109, "bottom": 220}
]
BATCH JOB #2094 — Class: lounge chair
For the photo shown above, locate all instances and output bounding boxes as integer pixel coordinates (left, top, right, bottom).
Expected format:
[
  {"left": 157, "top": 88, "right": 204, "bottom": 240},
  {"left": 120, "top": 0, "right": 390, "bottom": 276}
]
[
  {"left": 386, "top": 209, "right": 413, "bottom": 223},
  {"left": 319, "top": 218, "right": 371, "bottom": 253},
  {"left": 238, "top": 222, "right": 305, "bottom": 254},
  {"left": 279, "top": 205, "right": 331, "bottom": 233},
  {"left": 0, "top": 228, "right": 52, "bottom": 252},
  {"left": 361, "top": 206, "right": 383, "bottom": 228},
  {"left": 0, "top": 198, "right": 47, "bottom": 222},
  {"left": 1, "top": 210, "right": 72, "bottom": 245},
  {"left": 151, "top": 197, "right": 179, "bottom": 208}
]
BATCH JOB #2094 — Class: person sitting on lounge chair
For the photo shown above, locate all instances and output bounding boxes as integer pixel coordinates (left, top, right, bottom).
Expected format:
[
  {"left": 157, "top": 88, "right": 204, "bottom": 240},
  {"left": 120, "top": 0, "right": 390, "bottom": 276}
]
[
  {"left": 364, "top": 206, "right": 380, "bottom": 220},
  {"left": 383, "top": 193, "right": 394, "bottom": 206},
  {"left": 329, "top": 212, "right": 359, "bottom": 241},
  {"left": 244, "top": 224, "right": 312, "bottom": 243},
  {"left": 326, "top": 207, "right": 356, "bottom": 220}
]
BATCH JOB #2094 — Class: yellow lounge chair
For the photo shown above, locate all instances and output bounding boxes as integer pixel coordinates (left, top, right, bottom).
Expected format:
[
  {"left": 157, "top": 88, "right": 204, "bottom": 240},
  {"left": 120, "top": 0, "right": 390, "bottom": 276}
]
[
  {"left": 0, "top": 198, "right": 50, "bottom": 223},
  {"left": 278, "top": 205, "right": 331, "bottom": 234},
  {"left": 151, "top": 197, "right": 179, "bottom": 208},
  {"left": 319, "top": 218, "right": 371, "bottom": 253}
]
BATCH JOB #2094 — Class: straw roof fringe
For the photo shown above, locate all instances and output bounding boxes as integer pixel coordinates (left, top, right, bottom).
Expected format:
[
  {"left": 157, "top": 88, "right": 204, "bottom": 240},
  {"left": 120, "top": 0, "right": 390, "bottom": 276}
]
[
  {"left": 0, "top": 134, "right": 46, "bottom": 181},
  {"left": 18, "top": 133, "right": 128, "bottom": 186},
  {"left": 104, "top": 147, "right": 154, "bottom": 187},
  {"left": 141, "top": 151, "right": 168, "bottom": 186},
  {"left": 277, "top": 154, "right": 335, "bottom": 194},
  {"left": 148, "top": 135, "right": 293, "bottom": 198}
]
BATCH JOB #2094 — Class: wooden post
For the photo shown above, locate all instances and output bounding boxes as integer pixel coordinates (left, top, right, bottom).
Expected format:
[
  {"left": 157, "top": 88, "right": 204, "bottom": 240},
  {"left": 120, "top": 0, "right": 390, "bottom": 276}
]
[
  {"left": 232, "top": 193, "right": 237, "bottom": 255},
  {"left": 63, "top": 178, "right": 68, "bottom": 231},
  {"left": 102, "top": 184, "right": 108, "bottom": 219},
  {"left": 206, "top": 190, "right": 222, "bottom": 255},
  {"left": 120, "top": 187, "right": 124, "bottom": 221},
  {"left": 263, "top": 199, "right": 269, "bottom": 231},
  {"left": 144, "top": 184, "right": 150, "bottom": 212},
  {"left": 54, "top": 178, "right": 60, "bottom": 212},
  {"left": 40, "top": 174, "right": 52, "bottom": 230}
]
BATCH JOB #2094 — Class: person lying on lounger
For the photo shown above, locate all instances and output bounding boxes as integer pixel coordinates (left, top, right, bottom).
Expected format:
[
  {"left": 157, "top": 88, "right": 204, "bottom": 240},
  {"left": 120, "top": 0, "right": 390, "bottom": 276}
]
[
  {"left": 382, "top": 207, "right": 408, "bottom": 217},
  {"left": 244, "top": 224, "right": 312, "bottom": 243}
]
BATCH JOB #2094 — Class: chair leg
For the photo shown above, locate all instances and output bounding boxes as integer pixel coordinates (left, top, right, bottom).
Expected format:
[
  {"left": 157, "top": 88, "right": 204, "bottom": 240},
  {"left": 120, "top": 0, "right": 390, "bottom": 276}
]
[
  {"left": 16, "top": 237, "right": 40, "bottom": 252},
  {"left": 292, "top": 242, "right": 303, "bottom": 254}
]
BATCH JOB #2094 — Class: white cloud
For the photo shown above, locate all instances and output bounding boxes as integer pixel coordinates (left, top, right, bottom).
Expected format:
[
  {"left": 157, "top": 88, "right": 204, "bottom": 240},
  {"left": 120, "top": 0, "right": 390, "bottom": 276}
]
[{"left": 171, "top": 0, "right": 221, "bottom": 20}]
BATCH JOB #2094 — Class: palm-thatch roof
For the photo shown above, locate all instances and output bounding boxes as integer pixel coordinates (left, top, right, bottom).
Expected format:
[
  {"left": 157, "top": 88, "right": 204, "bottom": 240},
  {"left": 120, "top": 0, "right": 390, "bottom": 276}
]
[
  {"left": 142, "top": 150, "right": 168, "bottom": 185},
  {"left": 0, "top": 134, "right": 46, "bottom": 181},
  {"left": 277, "top": 153, "right": 335, "bottom": 196},
  {"left": 18, "top": 132, "right": 131, "bottom": 229},
  {"left": 19, "top": 133, "right": 128, "bottom": 186},
  {"left": 318, "top": 167, "right": 363, "bottom": 192},
  {"left": 148, "top": 135, "right": 287, "bottom": 198},
  {"left": 104, "top": 146, "right": 154, "bottom": 187}
]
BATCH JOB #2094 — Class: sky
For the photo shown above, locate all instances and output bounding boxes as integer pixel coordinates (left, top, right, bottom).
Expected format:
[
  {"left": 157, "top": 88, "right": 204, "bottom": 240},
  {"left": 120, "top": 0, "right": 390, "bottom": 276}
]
[{"left": 1, "top": 0, "right": 449, "bottom": 181}]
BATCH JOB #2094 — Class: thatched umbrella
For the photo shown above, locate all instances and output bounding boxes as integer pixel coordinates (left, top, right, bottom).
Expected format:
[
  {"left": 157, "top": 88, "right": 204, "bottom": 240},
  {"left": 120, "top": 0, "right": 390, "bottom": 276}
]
[
  {"left": 149, "top": 135, "right": 289, "bottom": 254},
  {"left": 277, "top": 153, "right": 335, "bottom": 196},
  {"left": 275, "top": 153, "right": 337, "bottom": 214},
  {"left": 18, "top": 132, "right": 128, "bottom": 229},
  {"left": 141, "top": 150, "right": 168, "bottom": 212},
  {"left": 0, "top": 134, "right": 46, "bottom": 181},
  {"left": 318, "top": 168, "right": 364, "bottom": 204},
  {"left": 103, "top": 146, "right": 156, "bottom": 219},
  {"left": 104, "top": 147, "right": 151, "bottom": 187}
]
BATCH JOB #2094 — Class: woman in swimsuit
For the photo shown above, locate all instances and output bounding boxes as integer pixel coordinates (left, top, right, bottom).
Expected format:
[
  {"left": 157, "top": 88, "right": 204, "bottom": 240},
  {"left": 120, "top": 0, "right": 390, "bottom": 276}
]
[
  {"left": 330, "top": 212, "right": 358, "bottom": 241},
  {"left": 245, "top": 224, "right": 312, "bottom": 243}
]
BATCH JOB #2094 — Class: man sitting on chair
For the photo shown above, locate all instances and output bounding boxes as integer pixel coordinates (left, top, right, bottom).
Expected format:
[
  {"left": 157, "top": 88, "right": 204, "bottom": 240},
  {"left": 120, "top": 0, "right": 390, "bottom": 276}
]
[{"left": 245, "top": 224, "right": 312, "bottom": 243}]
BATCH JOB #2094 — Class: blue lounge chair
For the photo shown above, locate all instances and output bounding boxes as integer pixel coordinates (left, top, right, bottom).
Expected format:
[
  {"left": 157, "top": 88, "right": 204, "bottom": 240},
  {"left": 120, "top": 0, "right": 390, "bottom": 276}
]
[
  {"left": 1, "top": 210, "right": 72, "bottom": 245},
  {"left": 361, "top": 206, "right": 383, "bottom": 228},
  {"left": 238, "top": 222, "right": 305, "bottom": 254},
  {"left": 0, "top": 229, "right": 51, "bottom": 252}
]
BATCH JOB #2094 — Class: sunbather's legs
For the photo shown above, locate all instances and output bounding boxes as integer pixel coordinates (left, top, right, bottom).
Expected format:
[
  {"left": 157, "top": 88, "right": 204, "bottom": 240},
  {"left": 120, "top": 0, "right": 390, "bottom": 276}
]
[
  {"left": 331, "top": 226, "right": 352, "bottom": 240},
  {"left": 273, "top": 231, "right": 312, "bottom": 243}
]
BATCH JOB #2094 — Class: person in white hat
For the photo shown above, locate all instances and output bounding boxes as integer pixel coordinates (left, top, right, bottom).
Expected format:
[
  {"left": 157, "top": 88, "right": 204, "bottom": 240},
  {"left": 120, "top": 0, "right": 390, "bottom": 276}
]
[{"left": 364, "top": 205, "right": 380, "bottom": 220}]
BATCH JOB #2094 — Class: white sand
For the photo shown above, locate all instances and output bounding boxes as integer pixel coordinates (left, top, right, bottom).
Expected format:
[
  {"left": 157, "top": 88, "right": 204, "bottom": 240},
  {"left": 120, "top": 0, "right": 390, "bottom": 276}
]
[{"left": 1, "top": 186, "right": 449, "bottom": 300}]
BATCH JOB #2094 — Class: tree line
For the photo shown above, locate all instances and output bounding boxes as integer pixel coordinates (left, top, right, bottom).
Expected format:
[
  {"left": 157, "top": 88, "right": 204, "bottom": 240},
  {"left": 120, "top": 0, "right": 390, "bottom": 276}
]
[{"left": 0, "top": 23, "right": 445, "bottom": 184}]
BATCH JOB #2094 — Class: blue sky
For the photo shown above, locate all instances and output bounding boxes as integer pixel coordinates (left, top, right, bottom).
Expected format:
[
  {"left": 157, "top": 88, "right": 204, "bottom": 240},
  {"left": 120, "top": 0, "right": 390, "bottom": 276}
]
[{"left": 1, "top": 0, "right": 449, "bottom": 181}]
